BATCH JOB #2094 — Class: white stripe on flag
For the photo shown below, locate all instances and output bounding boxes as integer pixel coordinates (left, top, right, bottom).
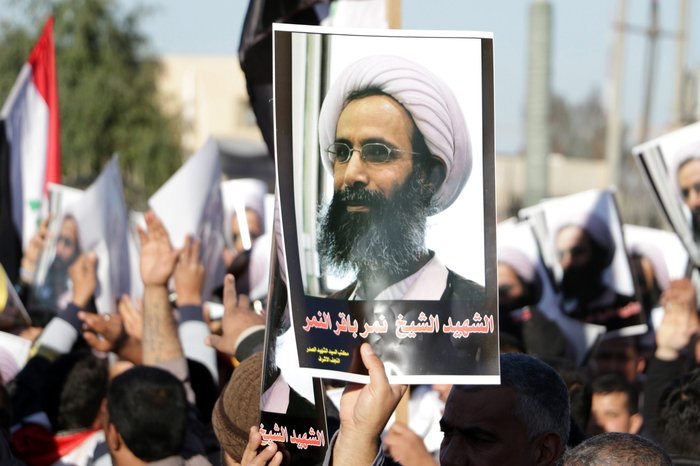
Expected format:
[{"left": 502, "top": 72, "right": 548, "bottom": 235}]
[{"left": 2, "top": 64, "right": 50, "bottom": 250}]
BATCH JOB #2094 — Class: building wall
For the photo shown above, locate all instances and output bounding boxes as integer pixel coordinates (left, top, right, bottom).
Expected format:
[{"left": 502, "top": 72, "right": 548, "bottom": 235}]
[
  {"left": 157, "top": 55, "right": 264, "bottom": 155},
  {"left": 496, "top": 153, "right": 609, "bottom": 220}
]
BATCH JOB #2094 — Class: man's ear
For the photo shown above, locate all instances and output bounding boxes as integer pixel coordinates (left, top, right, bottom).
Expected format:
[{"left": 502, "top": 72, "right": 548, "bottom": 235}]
[
  {"left": 424, "top": 156, "right": 446, "bottom": 191},
  {"left": 532, "top": 432, "right": 564, "bottom": 466},
  {"left": 106, "top": 423, "right": 122, "bottom": 453},
  {"left": 629, "top": 413, "right": 644, "bottom": 435}
]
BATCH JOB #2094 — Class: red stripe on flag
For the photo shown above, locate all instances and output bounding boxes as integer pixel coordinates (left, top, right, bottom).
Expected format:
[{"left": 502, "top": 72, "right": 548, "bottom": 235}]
[{"left": 28, "top": 17, "right": 61, "bottom": 189}]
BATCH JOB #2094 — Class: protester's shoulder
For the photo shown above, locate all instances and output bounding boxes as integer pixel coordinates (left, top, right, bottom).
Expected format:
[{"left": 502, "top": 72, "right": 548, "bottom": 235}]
[{"left": 441, "top": 269, "right": 485, "bottom": 302}]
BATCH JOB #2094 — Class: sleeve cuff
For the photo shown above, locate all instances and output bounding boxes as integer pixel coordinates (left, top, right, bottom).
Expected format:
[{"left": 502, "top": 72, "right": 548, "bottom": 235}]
[
  {"left": 234, "top": 325, "right": 265, "bottom": 361},
  {"left": 178, "top": 305, "right": 204, "bottom": 323},
  {"left": 57, "top": 302, "right": 83, "bottom": 333}
]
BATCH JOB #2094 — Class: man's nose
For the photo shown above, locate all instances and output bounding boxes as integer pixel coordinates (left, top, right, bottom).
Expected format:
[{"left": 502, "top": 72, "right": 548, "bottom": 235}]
[{"left": 342, "top": 151, "right": 369, "bottom": 187}]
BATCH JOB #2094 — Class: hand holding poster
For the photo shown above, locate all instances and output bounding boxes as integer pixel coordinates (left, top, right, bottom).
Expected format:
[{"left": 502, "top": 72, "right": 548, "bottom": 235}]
[{"left": 273, "top": 25, "right": 498, "bottom": 385}]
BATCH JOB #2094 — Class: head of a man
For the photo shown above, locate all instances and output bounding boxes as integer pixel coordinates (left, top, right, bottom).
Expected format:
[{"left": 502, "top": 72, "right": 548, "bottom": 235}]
[
  {"left": 677, "top": 156, "right": 700, "bottom": 226},
  {"left": 317, "top": 55, "right": 471, "bottom": 288},
  {"left": 587, "top": 373, "right": 643, "bottom": 436},
  {"left": 588, "top": 335, "right": 644, "bottom": 384},
  {"left": 41, "top": 350, "right": 108, "bottom": 433},
  {"left": 318, "top": 89, "right": 440, "bottom": 284},
  {"left": 554, "top": 218, "right": 614, "bottom": 299},
  {"left": 561, "top": 432, "right": 671, "bottom": 466},
  {"left": 658, "top": 368, "right": 700, "bottom": 459},
  {"left": 439, "top": 353, "right": 570, "bottom": 466},
  {"left": 55, "top": 215, "right": 80, "bottom": 264},
  {"left": 105, "top": 366, "right": 187, "bottom": 465}
]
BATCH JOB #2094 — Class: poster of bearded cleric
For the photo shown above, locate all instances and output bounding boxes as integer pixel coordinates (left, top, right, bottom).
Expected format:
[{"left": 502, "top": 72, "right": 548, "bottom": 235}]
[
  {"left": 633, "top": 121, "right": 700, "bottom": 268},
  {"left": 520, "top": 189, "right": 646, "bottom": 338},
  {"left": 273, "top": 25, "right": 498, "bottom": 384}
]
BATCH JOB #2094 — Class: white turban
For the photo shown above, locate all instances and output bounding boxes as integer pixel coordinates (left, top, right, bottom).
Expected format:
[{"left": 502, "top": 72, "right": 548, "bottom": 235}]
[{"left": 318, "top": 55, "right": 472, "bottom": 212}]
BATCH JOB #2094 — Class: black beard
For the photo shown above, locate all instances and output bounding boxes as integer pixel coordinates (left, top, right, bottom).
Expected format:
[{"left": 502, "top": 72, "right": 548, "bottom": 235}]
[
  {"left": 317, "top": 171, "right": 436, "bottom": 284},
  {"left": 560, "top": 264, "right": 602, "bottom": 299}
]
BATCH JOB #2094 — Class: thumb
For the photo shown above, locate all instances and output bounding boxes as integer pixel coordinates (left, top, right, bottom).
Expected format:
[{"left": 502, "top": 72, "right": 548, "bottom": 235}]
[{"left": 360, "top": 343, "right": 389, "bottom": 386}]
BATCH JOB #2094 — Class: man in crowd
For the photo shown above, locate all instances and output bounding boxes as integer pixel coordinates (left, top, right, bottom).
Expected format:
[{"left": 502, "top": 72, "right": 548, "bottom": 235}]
[
  {"left": 316, "top": 54, "right": 483, "bottom": 302},
  {"left": 586, "top": 373, "right": 643, "bottom": 436},
  {"left": 561, "top": 432, "right": 671, "bottom": 465},
  {"left": 325, "top": 347, "right": 570, "bottom": 466},
  {"left": 103, "top": 211, "right": 210, "bottom": 465}
]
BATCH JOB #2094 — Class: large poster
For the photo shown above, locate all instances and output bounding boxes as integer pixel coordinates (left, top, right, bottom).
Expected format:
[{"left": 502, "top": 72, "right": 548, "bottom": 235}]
[
  {"left": 273, "top": 25, "right": 498, "bottom": 385},
  {"left": 633, "top": 121, "right": 700, "bottom": 267}
]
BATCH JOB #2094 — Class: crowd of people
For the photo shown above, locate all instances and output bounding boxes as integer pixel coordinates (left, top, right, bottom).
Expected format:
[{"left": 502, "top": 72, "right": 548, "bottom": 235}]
[
  {"left": 2, "top": 7, "right": 700, "bottom": 466},
  {"left": 1, "top": 176, "right": 699, "bottom": 466}
]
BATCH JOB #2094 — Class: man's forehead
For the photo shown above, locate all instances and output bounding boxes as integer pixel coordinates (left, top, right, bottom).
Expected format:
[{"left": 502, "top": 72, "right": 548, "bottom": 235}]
[
  {"left": 443, "top": 385, "right": 517, "bottom": 423},
  {"left": 678, "top": 159, "right": 700, "bottom": 190}
]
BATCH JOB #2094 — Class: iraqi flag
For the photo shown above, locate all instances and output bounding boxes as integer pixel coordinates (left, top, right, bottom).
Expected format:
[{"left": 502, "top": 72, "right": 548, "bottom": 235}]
[{"left": 0, "top": 18, "right": 61, "bottom": 284}]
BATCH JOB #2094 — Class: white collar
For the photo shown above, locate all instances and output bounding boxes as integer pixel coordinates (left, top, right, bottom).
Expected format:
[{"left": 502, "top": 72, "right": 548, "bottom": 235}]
[{"left": 351, "top": 255, "right": 448, "bottom": 300}]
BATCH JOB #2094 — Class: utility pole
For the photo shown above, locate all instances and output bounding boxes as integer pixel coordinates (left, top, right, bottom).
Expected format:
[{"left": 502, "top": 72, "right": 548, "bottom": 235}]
[
  {"left": 637, "top": 0, "right": 660, "bottom": 143},
  {"left": 524, "top": 0, "right": 552, "bottom": 207},
  {"left": 672, "top": 0, "right": 689, "bottom": 127},
  {"left": 605, "top": 0, "right": 626, "bottom": 187},
  {"left": 386, "top": 0, "right": 401, "bottom": 29}
]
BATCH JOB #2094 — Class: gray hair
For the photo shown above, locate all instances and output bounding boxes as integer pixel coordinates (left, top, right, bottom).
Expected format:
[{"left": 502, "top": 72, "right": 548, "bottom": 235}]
[{"left": 562, "top": 432, "right": 671, "bottom": 466}]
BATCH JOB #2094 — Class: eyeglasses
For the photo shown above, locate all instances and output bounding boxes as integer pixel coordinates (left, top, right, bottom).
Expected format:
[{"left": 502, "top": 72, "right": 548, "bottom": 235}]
[
  {"left": 326, "top": 142, "right": 420, "bottom": 165},
  {"left": 681, "top": 182, "right": 700, "bottom": 200}
]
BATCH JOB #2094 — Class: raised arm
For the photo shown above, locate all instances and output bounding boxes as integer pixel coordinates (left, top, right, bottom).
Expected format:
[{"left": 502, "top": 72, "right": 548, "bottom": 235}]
[{"left": 138, "top": 211, "right": 182, "bottom": 365}]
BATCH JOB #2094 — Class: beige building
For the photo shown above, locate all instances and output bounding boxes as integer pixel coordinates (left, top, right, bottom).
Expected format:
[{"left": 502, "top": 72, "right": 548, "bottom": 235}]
[
  {"left": 157, "top": 54, "right": 265, "bottom": 156},
  {"left": 496, "top": 153, "right": 610, "bottom": 220}
]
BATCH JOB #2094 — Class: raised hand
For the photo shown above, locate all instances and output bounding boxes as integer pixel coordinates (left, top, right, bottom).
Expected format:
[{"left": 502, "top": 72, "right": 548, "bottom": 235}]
[
  {"left": 204, "top": 274, "right": 264, "bottom": 357},
  {"left": 78, "top": 311, "right": 124, "bottom": 353},
  {"left": 118, "top": 294, "right": 143, "bottom": 341},
  {"left": 68, "top": 252, "right": 98, "bottom": 308},
  {"left": 334, "top": 343, "right": 407, "bottom": 466},
  {"left": 138, "top": 211, "right": 179, "bottom": 287},
  {"left": 174, "top": 234, "right": 205, "bottom": 306},
  {"left": 384, "top": 422, "right": 437, "bottom": 466},
  {"left": 239, "top": 426, "right": 283, "bottom": 466},
  {"left": 656, "top": 278, "right": 700, "bottom": 361},
  {"left": 20, "top": 217, "right": 50, "bottom": 284}
]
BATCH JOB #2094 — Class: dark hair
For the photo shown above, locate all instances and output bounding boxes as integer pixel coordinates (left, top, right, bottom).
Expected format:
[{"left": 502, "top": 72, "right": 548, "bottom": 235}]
[
  {"left": 592, "top": 373, "right": 639, "bottom": 415},
  {"left": 187, "top": 359, "right": 217, "bottom": 423},
  {"left": 562, "top": 432, "right": 671, "bottom": 465},
  {"left": 658, "top": 368, "right": 700, "bottom": 457},
  {"left": 108, "top": 366, "right": 187, "bottom": 461},
  {"left": 545, "top": 357, "right": 591, "bottom": 441},
  {"left": 455, "top": 353, "right": 570, "bottom": 444},
  {"left": 42, "top": 350, "right": 108, "bottom": 431}
]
